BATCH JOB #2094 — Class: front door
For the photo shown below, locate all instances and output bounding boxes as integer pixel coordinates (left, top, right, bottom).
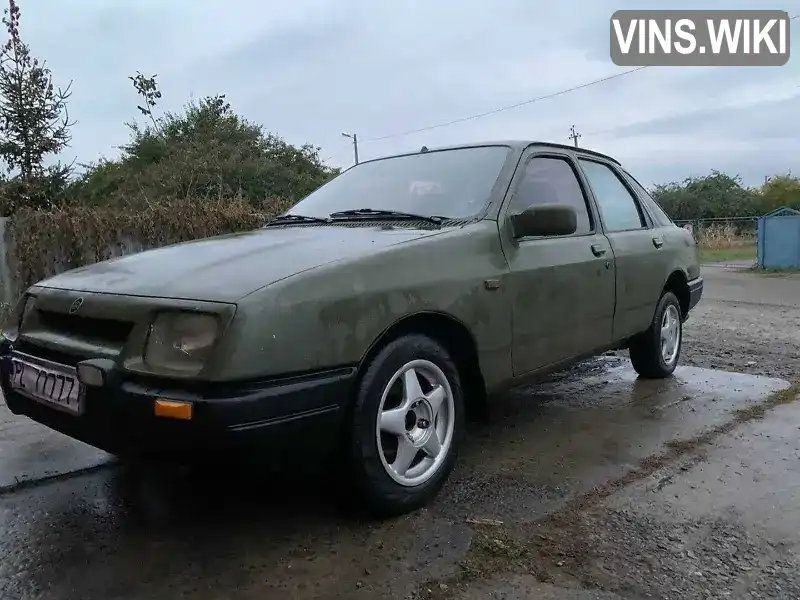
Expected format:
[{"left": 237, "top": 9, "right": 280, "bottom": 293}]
[{"left": 501, "top": 153, "right": 617, "bottom": 376}]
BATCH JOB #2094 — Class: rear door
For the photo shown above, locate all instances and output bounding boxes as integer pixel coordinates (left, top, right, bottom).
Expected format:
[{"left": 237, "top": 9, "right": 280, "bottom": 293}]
[
  {"left": 499, "top": 150, "right": 616, "bottom": 376},
  {"left": 576, "top": 157, "right": 672, "bottom": 341},
  {"left": 621, "top": 168, "right": 701, "bottom": 281}
]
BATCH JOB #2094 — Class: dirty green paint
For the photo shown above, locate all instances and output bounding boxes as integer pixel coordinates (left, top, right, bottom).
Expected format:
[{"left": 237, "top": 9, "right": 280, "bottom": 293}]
[{"left": 12, "top": 141, "right": 701, "bottom": 389}]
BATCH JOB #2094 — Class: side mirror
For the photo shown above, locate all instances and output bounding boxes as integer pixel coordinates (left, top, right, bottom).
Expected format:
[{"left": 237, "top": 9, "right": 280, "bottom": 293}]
[{"left": 510, "top": 203, "right": 578, "bottom": 238}]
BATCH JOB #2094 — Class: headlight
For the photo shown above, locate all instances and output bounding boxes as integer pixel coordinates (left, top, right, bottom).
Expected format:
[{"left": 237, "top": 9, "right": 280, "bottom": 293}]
[{"left": 144, "top": 312, "right": 219, "bottom": 375}]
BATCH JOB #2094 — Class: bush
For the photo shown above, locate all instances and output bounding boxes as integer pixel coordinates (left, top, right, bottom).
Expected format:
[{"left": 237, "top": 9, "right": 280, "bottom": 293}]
[
  {"left": 650, "top": 171, "right": 761, "bottom": 221},
  {"left": 694, "top": 222, "right": 754, "bottom": 250},
  {"left": 759, "top": 174, "right": 800, "bottom": 213},
  {"left": 66, "top": 95, "right": 338, "bottom": 209},
  {"left": 8, "top": 195, "right": 292, "bottom": 294}
]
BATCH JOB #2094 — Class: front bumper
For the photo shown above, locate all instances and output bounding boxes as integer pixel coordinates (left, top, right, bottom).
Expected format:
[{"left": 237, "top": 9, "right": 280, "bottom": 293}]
[{"left": 0, "top": 344, "right": 355, "bottom": 465}]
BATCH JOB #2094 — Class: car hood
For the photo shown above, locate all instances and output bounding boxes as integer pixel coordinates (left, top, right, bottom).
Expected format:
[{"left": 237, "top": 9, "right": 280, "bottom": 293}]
[{"left": 36, "top": 224, "right": 441, "bottom": 302}]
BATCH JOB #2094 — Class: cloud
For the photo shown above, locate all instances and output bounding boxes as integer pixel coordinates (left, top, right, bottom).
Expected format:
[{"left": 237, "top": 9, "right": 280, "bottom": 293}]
[{"left": 16, "top": 0, "right": 800, "bottom": 186}]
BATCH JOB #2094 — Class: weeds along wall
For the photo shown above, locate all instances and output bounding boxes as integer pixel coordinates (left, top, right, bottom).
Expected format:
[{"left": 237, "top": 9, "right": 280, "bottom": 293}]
[
  {"left": 0, "top": 196, "right": 293, "bottom": 311},
  {"left": 693, "top": 222, "right": 756, "bottom": 250}
]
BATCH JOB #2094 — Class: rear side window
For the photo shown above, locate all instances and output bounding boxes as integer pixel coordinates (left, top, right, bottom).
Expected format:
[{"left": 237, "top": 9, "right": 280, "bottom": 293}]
[
  {"left": 578, "top": 159, "right": 646, "bottom": 232},
  {"left": 621, "top": 170, "right": 673, "bottom": 226},
  {"left": 509, "top": 156, "right": 593, "bottom": 235}
]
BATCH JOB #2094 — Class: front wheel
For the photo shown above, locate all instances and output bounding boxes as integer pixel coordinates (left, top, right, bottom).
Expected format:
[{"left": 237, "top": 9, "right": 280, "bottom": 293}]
[
  {"left": 629, "top": 291, "right": 683, "bottom": 379},
  {"left": 347, "top": 334, "right": 464, "bottom": 517}
]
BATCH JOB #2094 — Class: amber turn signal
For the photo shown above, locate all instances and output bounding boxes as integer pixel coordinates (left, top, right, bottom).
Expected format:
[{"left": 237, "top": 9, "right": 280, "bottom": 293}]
[{"left": 154, "top": 399, "right": 193, "bottom": 420}]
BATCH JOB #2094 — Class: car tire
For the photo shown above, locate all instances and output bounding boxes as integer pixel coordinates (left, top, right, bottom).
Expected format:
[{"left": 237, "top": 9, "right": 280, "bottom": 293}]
[
  {"left": 347, "top": 333, "right": 465, "bottom": 517},
  {"left": 629, "top": 291, "right": 683, "bottom": 379}
]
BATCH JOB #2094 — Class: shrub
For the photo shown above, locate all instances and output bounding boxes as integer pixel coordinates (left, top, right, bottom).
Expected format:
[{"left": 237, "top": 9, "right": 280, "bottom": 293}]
[
  {"left": 66, "top": 94, "right": 338, "bottom": 209},
  {"left": 694, "top": 222, "right": 754, "bottom": 250},
  {"left": 8, "top": 195, "right": 292, "bottom": 295}
]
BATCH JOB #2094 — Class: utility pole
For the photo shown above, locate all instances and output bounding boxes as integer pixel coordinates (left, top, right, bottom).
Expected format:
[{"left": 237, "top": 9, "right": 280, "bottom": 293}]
[
  {"left": 568, "top": 125, "right": 581, "bottom": 147},
  {"left": 342, "top": 132, "right": 359, "bottom": 165}
]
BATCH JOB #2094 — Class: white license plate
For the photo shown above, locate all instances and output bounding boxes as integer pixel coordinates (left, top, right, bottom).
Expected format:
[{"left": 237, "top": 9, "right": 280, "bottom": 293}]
[{"left": 9, "top": 352, "right": 85, "bottom": 415}]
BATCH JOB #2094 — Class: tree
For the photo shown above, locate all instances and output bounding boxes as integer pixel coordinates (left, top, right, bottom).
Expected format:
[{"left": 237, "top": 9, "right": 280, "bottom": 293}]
[
  {"left": 70, "top": 72, "right": 338, "bottom": 208},
  {"left": 0, "top": 0, "right": 74, "bottom": 211},
  {"left": 758, "top": 173, "right": 800, "bottom": 213},
  {"left": 129, "top": 70, "right": 162, "bottom": 132},
  {"left": 650, "top": 171, "right": 760, "bottom": 221}
]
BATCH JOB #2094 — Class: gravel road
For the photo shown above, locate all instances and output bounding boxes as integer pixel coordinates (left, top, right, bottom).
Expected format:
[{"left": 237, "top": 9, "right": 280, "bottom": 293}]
[{"left": 680, "top": 264, "right": 800, "bottom": 380}]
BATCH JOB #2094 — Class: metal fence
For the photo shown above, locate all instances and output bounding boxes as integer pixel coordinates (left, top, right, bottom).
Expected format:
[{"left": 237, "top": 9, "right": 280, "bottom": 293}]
[{"left": 672, "top": 216, "right": 758, "bottom": 235}]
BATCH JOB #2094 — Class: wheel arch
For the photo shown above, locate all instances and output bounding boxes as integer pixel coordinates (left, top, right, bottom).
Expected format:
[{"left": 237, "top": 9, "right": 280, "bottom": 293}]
[
  {"left": 355, "top": 310, "right": 488, "bottom": 422},
  {"left": 663, "top": 269, "right": 690, "bottom": 318}
]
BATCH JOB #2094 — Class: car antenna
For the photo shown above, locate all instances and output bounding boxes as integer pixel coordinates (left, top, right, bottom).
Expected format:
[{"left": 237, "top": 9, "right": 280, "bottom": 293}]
[{"left": 420, "top": 146, "right": 429, "bottom": 153}]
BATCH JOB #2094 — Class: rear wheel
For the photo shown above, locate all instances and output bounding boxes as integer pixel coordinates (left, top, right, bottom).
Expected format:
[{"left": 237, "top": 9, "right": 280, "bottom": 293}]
[
  {"left": 347, "top": 334, "right": 464, "bottom": 517},
  {"left": 629, "top": 291, "right": 683, "bottom": 378}
]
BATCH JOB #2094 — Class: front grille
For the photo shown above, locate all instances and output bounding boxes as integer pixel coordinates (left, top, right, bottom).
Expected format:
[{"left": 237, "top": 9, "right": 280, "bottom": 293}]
[
  {"left": 35, "top": 309, "right": 133, "bottom": 345},
  {"left": 13, "top": 340, "right": 88, "bottom": 367}
]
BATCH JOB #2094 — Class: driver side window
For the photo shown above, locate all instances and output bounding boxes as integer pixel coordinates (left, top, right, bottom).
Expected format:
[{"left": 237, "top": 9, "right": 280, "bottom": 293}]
[{"left": 509, "top": 156, "right": 593, "bottom": 235}]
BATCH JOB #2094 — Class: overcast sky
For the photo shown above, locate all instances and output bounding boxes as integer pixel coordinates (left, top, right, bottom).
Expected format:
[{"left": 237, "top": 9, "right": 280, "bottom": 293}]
[{"left": 22, "top": 0, "right": 800, "bottom": 187}]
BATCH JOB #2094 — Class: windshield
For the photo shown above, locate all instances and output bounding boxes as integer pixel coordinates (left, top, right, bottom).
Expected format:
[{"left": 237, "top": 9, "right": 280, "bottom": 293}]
[{"left": 286, "top": 146, "right": 511, "bottom": 220}]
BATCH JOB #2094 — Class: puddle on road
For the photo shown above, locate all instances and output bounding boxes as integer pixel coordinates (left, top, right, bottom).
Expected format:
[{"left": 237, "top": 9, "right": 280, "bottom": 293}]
[
  {"left": 443, "top": 357, "right": 788, "bottom": 523},
  {"left": 0, "top": 392, "right": 113, "bottom": 493},
  {"left": 0, "top": 358, "right": 790, "bottom": 600}
]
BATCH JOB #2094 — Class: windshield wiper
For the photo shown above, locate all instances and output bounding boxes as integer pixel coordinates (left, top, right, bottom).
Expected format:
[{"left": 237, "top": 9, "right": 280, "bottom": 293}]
[
  {"left": 328, "top": 208, "right": 447, "bottom": 225},
  {"left": 265, "top": 214, "right": 330, "bottom": 226}
]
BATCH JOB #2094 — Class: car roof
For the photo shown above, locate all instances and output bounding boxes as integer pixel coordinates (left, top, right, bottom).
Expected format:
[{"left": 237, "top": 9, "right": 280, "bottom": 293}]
[{"left": 371, "top": 140, "right": 621, "bottom": 166}]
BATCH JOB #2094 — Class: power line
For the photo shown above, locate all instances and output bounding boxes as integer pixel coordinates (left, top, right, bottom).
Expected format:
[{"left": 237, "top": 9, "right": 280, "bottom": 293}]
[
  {"left": 360, "top": 66, "right": 649, "bottom": 143},
  {"left": 324, "top": 75, "right": 796, "bottom": 162},
  {"left": 349, "top": 13, "right": 798, "bottom": 149},
  {"left": 580, "top": 83, "right": 800, "bottom": 139}
]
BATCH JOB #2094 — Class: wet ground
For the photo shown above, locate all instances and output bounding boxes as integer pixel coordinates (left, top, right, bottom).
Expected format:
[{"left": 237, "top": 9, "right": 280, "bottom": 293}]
[
  {"left": 679, "top": 264, "right": 800, "bottom": 381},
  {"left": 0, "top": 264, "right": 798, "bottom": 600}
]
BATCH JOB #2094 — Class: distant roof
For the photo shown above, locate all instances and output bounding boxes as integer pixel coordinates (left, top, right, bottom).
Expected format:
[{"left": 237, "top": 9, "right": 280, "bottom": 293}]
[
  {"left": 763, "top": 206, "right": 800, "bottom": 218},
  {"left": 375, "top": 140, "right": 621, "bottom": 165}
]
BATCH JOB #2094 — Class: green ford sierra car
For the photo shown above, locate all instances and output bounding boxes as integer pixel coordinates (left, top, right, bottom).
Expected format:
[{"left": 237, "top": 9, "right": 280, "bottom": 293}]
[{"left": 0, "top": 141, "right": 703, "bottom": 516}]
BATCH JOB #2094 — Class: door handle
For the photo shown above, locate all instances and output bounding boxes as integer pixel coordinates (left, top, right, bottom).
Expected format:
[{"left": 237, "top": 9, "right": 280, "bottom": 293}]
[
  {"left": 652, "top": 236, "right": 664, "bottom": 249},
  {"left": 590, "top": 243, "right": 606, "bottom": 257}
]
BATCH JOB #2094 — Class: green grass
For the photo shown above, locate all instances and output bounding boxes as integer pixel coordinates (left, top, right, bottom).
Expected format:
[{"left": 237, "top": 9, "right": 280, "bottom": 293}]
[
  {"left": 699, "top": 244, "right": 756, "bottom": 263},
  {"left": 746, "top": 265, "right": 800, "bottom": 276}
]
